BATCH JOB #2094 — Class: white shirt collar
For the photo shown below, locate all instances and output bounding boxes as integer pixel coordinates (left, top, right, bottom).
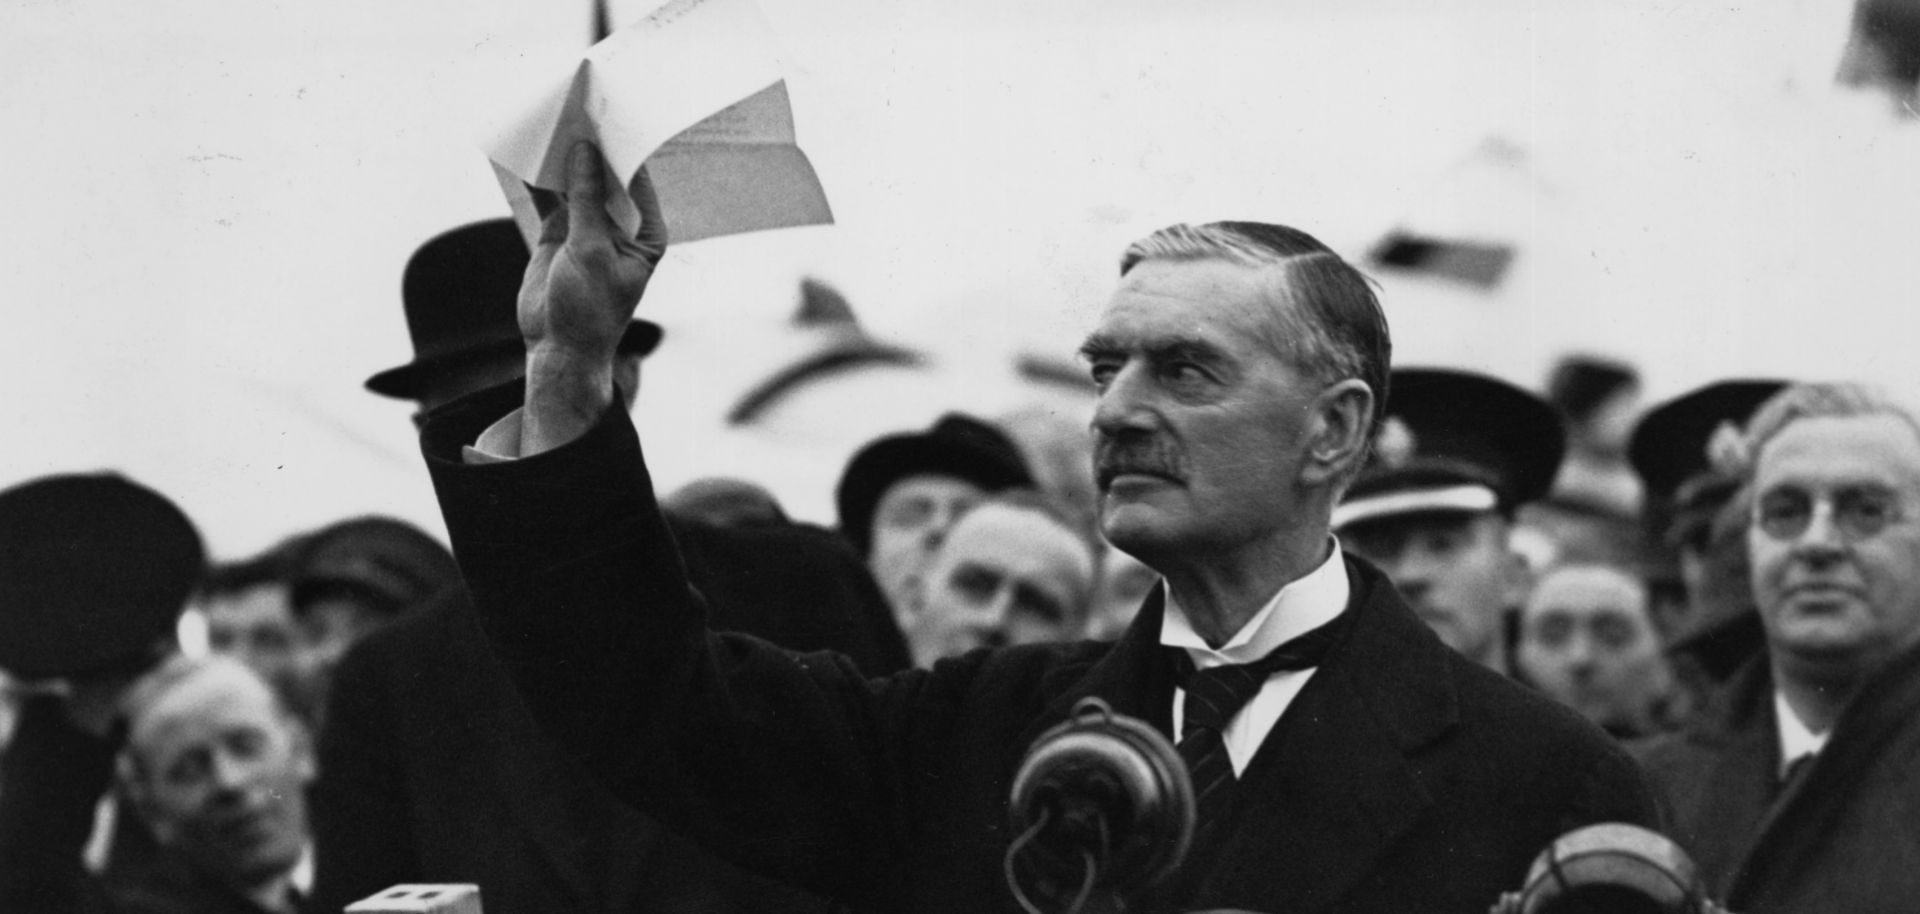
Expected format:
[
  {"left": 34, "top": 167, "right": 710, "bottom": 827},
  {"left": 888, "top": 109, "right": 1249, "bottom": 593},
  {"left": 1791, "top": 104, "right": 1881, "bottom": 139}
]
[
  {"left": 1772, "top": 690, "right": 1830, "bottom": 780},
  {"left": 1159, "top": 541, "right": 1349, "bottom": 669}
]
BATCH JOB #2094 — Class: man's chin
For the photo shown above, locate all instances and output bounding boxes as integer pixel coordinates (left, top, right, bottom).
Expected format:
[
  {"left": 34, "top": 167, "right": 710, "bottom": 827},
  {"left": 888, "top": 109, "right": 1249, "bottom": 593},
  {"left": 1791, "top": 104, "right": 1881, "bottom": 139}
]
[
  {"left": 1099, "top": 506, "right": 1183, "bottom": 559},
  {"left": 1774, "top": 621, "right": 1877, "bottom": 665}
]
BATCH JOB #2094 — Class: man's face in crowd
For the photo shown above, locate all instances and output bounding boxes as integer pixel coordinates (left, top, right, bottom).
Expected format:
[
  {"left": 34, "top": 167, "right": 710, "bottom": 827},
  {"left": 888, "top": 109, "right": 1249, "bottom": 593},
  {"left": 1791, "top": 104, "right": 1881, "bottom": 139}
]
[
  {"left": 200, "top": 584, "right": 301, "bottom": 701},
  {"left": 907, "top": 503, "right": 1094, "bottom": 664},
  {"left": 1517, "top": 564, "right": 1671, "bottom": 732},
  {"left": 868, "top": 474, "right": 987, "bottom": 616},
  {"left": 1342, "top": 511, "right": 1525, "bottom": 665},
  {"left": 1748, "top": 414, "right": 1920, "bottom": 676},
  {"left": 128, "top": 667, "right": 312, "bottom": 891},
  {"left": 1084, "top": 258, "right": 1321, "bottom": 566}
]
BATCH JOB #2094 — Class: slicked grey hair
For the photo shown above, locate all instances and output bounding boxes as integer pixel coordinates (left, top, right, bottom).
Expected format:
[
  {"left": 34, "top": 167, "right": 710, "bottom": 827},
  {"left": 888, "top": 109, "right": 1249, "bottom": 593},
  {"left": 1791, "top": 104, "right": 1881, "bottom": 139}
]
[
  {"left": 1742, "top": 382, "right": 1920, "bottom": 481},
  {"left": 1119, "top": 221, "right": 1392, "bottom": 438}
]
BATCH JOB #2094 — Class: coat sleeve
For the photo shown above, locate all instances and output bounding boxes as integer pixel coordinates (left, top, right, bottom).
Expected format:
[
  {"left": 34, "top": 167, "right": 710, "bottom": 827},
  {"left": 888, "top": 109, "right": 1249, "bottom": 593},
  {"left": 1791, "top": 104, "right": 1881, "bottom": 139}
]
[
  {"left": 308, "top": 636, "right": 421, "bottom": 914},
  {"left": 0, "top": 696, "right": 119, "bottom": 914},
  {"left": 421, "top": 388, "right": 934, "bottom": 910}
]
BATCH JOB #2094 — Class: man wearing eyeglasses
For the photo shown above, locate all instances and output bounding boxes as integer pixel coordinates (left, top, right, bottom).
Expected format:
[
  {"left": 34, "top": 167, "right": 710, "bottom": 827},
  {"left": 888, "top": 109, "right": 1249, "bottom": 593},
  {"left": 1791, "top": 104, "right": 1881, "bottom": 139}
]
[{"left": 1636, "top": 381, "right": 1920, "bottom": 911}]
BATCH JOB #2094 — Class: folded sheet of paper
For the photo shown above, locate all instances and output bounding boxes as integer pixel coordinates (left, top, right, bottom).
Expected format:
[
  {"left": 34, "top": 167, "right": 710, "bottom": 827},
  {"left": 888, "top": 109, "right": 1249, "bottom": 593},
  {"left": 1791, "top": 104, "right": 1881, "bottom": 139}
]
[{"left": 486, "top": 0, "right": 832, "bottom": 245}]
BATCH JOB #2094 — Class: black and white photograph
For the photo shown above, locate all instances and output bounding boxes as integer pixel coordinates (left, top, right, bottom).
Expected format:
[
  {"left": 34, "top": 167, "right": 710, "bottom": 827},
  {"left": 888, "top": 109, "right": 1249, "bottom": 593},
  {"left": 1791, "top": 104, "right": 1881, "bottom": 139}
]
[{"left": 3, "top": 0, "right": 1918, "bottom": 911}]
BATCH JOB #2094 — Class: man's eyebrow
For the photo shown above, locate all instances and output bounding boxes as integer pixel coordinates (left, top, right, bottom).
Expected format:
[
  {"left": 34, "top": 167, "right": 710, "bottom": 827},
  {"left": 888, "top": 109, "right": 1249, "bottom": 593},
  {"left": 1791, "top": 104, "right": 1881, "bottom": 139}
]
[
  {"left": 1076, "top": 334, "right": 1226, "bottom": 364},
  {"left": 1151, "top": 338, "right": 1228, "bottom": 366},
  {"left": 1077, "top": 334, "right": 1124, "bottom": 361}
]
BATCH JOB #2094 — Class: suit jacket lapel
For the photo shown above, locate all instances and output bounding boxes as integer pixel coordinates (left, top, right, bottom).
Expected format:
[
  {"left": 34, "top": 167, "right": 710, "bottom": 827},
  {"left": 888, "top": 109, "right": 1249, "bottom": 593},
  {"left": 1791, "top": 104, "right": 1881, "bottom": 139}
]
[
  {"left": 1670, "top": 659, "right": 1780, "bottom": 893},
  {"left": 1015, "top": 583, "right": 1179, "bottom": 752},
  {"left": 1187, "top": 558, "right": 1454, "bottom": 913}
]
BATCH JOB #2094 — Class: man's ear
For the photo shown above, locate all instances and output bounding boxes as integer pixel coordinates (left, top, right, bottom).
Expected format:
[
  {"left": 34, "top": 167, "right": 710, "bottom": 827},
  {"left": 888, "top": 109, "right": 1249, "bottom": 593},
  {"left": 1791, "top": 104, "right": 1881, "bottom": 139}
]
[{"left": 1301, "top": 379, "right": 1375, "bottom": 487}]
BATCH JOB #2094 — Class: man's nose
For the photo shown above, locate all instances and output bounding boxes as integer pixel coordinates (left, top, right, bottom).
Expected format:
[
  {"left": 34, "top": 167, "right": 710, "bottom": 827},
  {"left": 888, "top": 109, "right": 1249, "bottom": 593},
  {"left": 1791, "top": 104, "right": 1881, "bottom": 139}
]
[
  {"left": 971, "top": 589, "right": 1015, "bottom": 634},
  {"left": 206, "top": 750, "right": 256, "bottom": 795},
  {"left": 1563, "top": 633, "right": 1598, "bottom": 673},
  {"left": 1091, "top": 363, "right": 1156, "bottom": 437},
  {"left": 1792, "top": 505, "right": 1848, "bottom": 561},
  {"left": 920, "top": 517, "right": 954, "bottom": 553}
]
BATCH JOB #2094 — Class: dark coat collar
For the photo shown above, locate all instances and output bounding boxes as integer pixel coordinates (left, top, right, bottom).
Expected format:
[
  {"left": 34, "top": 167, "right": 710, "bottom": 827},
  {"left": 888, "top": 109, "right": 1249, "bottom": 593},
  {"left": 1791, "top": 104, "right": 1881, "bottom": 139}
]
[
  {"left": 1688, "top": 655, "right": 1779, "bottom": 750},
  {"left": 1187, "top": 556, "right": 1454, "bottom": 911},
  {"left": 1016, "top": 555, "right": 1459, "bottom": 912}
]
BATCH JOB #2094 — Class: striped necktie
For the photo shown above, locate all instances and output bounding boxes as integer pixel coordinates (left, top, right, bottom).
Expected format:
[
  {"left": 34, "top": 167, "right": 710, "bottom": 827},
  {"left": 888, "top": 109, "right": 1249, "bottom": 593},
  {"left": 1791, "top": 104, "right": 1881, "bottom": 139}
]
[{"left": 1174, "top": 611, "right": 1349, "bottom": 839}]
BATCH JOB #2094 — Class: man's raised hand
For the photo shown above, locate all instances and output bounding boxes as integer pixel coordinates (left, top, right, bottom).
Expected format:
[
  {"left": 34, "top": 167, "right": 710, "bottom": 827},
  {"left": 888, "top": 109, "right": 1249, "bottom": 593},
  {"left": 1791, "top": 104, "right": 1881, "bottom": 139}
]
[{"left": 518, "top": 141, "right": 668, "bottom": 453}]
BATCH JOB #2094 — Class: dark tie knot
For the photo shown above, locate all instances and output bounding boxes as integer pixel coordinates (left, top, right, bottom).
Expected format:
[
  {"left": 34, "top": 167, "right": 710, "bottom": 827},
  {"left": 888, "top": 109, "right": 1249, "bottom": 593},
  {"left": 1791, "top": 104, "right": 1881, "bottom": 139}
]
[
  {"left": 1182, "top": 665, "right": 1269, "bottom": 736},
  {"left": 1174, "top": 610, "right": 1349, "bottom": 741}
]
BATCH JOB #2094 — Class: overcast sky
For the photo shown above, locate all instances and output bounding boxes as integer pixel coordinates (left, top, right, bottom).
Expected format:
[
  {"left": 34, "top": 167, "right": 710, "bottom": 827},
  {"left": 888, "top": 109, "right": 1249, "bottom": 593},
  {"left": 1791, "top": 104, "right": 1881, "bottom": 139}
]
[{"left": 4, "top": 0, "right": 1915, "bottom": 554}]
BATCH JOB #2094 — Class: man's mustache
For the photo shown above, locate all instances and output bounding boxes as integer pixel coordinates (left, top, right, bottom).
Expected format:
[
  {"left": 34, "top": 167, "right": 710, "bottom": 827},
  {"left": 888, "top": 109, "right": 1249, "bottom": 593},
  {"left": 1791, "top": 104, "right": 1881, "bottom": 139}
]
[{"left": 1094, "top": 438, "right": 1184, "bottom": 488}]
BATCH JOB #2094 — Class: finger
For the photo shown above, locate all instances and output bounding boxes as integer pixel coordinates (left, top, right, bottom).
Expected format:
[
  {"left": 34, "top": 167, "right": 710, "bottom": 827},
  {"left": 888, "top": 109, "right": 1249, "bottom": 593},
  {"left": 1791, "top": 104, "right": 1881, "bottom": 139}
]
[
  {"left": 537, "top": 198, "right": 569, "bottom": 247},
  {"left": 565, "top": 141, "right": 617, "bottom": 242},
  {"left": 630, "top": 164, "right": 669, "bottom": 254}
]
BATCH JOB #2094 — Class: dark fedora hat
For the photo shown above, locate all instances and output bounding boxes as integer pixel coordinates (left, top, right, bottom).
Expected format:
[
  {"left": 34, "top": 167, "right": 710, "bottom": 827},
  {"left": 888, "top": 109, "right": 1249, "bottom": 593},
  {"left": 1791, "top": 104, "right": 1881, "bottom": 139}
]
[
  {"left": 366, "top": 219, "right": 663, "bottom": 400},
  {"left": 835, "top": 414, "right": 1035, "bottom": 556},
  {"left": 0, "top": 473, "right": 203, "bottom": 679}
]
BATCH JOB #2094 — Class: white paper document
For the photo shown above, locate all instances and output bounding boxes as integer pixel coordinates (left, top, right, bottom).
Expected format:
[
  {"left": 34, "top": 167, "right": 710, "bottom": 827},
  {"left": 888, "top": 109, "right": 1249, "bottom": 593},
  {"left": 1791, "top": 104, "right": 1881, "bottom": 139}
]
[{"left": 486, "top": 0, "right": 833, "bottom": 245}]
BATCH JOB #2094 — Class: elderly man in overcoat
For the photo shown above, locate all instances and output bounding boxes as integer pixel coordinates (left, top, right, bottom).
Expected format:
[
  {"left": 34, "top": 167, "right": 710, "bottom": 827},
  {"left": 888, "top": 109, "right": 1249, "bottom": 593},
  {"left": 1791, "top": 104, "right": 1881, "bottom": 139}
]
[
  {"left": 419, "top": 143, "right": 1655, "bottom": 914},
  {"left": 1636, "top": 381, "right": 1920, "bottom": 911}
]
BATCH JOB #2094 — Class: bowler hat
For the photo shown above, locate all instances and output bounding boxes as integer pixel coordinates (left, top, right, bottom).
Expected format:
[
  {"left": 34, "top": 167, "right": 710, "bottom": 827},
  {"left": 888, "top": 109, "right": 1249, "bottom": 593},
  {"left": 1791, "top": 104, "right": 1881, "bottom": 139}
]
[
  {"left": 0, "top": 474, "right": 203, "bottom": 679},
  {"left": 836, "top": 414, "right": 1035, "bottom": 555},
  {"left": 365, "top": 219, "right": 663, "bottom": 400},
  {"left": 1336, "top": 367, "right": 1565, "bottom": 530}
]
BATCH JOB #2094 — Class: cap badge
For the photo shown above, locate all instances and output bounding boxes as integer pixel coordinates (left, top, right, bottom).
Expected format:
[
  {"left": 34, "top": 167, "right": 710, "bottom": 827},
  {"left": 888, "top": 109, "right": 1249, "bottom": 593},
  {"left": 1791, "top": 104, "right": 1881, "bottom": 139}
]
[
  {"left": 1705, "top": 420, "right": 1752, "bottom": 477},
  {"left": 1375, "top": 417, "right": 1417, "bottom": 468}
]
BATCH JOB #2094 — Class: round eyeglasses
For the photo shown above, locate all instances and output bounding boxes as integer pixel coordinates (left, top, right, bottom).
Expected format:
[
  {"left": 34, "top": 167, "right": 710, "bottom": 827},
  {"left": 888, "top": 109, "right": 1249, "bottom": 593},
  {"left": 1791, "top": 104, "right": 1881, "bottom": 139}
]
[{"left": 1752, "top": 486, "right": 1905, "bottom": 542}]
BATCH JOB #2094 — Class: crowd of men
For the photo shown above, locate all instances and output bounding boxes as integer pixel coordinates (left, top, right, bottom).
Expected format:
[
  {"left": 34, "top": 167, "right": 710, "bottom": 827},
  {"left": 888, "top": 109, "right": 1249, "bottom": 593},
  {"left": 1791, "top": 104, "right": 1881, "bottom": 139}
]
[{"left": 0, "top": 144, "right": 1915, "bottom": 914}]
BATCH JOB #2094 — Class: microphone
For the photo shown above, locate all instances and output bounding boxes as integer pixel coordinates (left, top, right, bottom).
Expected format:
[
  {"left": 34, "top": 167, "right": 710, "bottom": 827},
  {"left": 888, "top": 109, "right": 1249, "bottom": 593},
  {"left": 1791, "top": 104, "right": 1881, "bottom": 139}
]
[
  {"left": 1005, "top": 697, "right": 1194, "bottom": 914},
  {"left": 1491, "top": 823, "right": 1732, "bottom": 914}
]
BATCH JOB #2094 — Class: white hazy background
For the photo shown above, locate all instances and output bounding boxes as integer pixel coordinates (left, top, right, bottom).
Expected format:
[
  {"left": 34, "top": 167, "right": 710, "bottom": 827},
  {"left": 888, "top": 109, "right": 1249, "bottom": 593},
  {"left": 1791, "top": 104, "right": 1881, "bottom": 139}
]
[{"left": 4, "top": 0, "right": 1917, "bottom": 556}]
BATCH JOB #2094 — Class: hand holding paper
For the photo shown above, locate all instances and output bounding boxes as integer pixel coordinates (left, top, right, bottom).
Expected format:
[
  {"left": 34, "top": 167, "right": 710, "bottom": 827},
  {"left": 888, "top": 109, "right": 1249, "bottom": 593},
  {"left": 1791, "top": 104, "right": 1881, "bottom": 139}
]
[
  {"left": 519, "top": 142, "right": 666, "bottom": 454},
  {"left": 487, "top": 0, "right": 833, "bottom": 247}
]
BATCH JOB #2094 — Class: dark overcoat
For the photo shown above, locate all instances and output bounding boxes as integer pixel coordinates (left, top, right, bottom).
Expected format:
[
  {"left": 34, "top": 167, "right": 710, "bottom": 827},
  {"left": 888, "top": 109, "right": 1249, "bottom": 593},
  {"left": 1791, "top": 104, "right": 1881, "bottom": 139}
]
[
  {"left": 0, "top": 698, "right": 298, "bottom": 914},
  {"left": 422, "top": 392, "right": 1658, "bottom": 914},
  {"left": 309, "top": 594, "right": 847, "bottom": 914},
  {"left": 1636, "top": 642, "right": 1920, "bottom": 913},
  {"left": 312, "top": 389, "right": 905, "bottom": 914},
  {"left": 1631, "top": 656, "right": 1783, "bottom": 896}
]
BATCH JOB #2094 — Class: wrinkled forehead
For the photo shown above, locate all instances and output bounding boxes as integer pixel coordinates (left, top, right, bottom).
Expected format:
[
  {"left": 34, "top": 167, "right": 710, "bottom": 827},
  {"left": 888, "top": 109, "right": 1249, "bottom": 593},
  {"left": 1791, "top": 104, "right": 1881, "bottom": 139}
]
[
  {"left": 881, "top": 473, "right": 986, "bottom": 507},
  {"left": 1754, "top": 414, "right": 1920, "bottom": 491},
  {"left": 1525, "top": 566, "right": 1647, "bottom": 618},
  {"left": 129, "top": 662, "right": 283, "bottom": 757},
  {"left": 943, "top": 504, "right": 1093, "bottom": 576},
  {"left": 1092, "top": 258, "right": 1294, "bottom": 349},
  {"left": 197, "top": 583, "right": 294, "bottom": 625}
]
